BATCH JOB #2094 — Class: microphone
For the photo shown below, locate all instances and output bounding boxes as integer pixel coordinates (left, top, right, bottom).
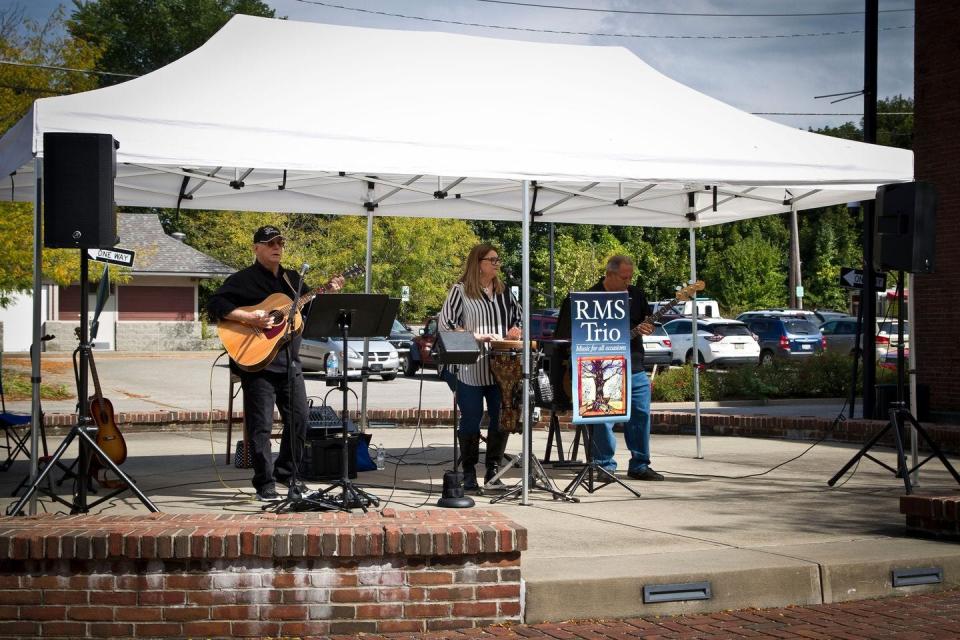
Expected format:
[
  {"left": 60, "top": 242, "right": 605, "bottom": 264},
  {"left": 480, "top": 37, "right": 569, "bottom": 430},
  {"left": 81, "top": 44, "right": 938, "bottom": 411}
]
[
  {"left": 502, "top": 269, "right": 515, "bottom": 284},
  {"left": 299, "top": 262, "right": 310, "bottom": 276}
]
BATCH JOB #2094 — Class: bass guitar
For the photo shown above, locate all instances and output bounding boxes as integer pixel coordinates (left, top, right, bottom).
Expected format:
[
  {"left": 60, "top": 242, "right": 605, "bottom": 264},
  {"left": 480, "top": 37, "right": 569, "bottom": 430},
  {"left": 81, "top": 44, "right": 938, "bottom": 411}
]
[
  {"left": 630, "top": 280, "right": 706, "bottom": 337},
  {"left": 87, "top": 347, "right": 127, "bottom": 468},
  {"left": 217, "top": 264, "right": 365, "bottom": 371}
]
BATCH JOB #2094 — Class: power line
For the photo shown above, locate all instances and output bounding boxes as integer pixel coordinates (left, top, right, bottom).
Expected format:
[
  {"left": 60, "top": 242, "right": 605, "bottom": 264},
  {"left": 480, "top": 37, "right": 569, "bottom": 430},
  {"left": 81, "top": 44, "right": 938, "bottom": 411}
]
[
  {"left": 471, "top": 0, "right": 914, "bottom": 18},
  {"left": 752, "top": 112, "right": 913, "bottom": 116},
  {"left": 0, "top": 59, "right": 138, "bottom": 78},
  {"left": 294, "top": 0, "right": 912, "bottom": 39}
]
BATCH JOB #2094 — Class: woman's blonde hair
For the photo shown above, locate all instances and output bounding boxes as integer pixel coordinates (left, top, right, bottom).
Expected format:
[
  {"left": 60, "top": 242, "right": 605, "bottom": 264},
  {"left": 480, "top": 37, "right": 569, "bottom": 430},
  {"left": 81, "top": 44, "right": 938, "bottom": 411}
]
[{"left": 460, "top": 243, "right": 505, "bottom": 299}]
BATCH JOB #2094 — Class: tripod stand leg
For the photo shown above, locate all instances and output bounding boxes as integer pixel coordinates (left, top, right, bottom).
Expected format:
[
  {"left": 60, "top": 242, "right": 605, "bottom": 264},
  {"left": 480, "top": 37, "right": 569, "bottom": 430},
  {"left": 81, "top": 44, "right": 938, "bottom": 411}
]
[
  {"left": 889, "top": 408, "right": 912, "bottom": 494},
  {"left": 902, "top": 412, "right": 960, "bottom": 486},
  {"left": 6, "top": 427, "right": 81, "bottom": 516},
  {"left": 74, "top": 428, "right": 159, "bottom": 512},
  {"left": 827, "top": 421, "right": 892, "bottom": 486}
]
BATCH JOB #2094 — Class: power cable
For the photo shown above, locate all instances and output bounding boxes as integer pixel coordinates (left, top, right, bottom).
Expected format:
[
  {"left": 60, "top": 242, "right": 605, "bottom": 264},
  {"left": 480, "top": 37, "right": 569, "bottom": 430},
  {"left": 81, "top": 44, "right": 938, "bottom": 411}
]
[
  {"left": 294, "top": 0, "right": 912, "bottom": 40},
  {"left": 0, "top": 59, "right": 137, "bottom": 78},
  {"left": 470, "top": 0, "right": 914, "bottom": 18}
]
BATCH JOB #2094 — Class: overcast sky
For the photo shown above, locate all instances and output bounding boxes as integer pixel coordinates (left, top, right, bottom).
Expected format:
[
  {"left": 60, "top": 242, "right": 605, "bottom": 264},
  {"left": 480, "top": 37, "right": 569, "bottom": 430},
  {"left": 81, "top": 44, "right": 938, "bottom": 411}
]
[{"left": 16, "top": 0, "right": 914, "bottom": 130}]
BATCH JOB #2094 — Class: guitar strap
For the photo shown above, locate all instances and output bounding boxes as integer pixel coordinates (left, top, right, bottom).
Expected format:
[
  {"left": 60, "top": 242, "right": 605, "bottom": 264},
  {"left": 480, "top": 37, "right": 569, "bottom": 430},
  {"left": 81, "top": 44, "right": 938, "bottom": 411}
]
[{"left": 282, "top": 271, "right": 299, "bottom": 297}]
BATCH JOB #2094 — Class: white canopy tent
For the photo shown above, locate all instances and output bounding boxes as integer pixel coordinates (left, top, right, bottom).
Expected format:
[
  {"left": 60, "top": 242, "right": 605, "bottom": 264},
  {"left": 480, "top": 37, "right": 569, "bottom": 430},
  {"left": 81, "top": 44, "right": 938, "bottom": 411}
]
[{"left": 0, "top": 15, "right": 912, "bottom": 507}]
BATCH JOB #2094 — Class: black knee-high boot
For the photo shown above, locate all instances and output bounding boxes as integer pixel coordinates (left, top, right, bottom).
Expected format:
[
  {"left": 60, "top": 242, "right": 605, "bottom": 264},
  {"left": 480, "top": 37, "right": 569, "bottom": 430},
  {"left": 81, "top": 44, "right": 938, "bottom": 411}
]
[
  {"left": 458, "top": 433, "right": 480, "bottom": 490},
  {"left": 484, "top": 429, "right": 509, "bottom": 487}
]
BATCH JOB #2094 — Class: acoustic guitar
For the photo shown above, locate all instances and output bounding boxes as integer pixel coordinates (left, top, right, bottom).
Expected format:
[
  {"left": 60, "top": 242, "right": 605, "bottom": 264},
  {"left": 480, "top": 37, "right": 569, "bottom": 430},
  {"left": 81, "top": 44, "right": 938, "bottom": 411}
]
[
  {"left": 217, "top": 264, "right": 365, "bottom": 371},
  {"left": 87, "top": 347, "right": 127, "bottom": 468},
  {"left": 630, "top": 280, "right": 706, "bottom": 337}
]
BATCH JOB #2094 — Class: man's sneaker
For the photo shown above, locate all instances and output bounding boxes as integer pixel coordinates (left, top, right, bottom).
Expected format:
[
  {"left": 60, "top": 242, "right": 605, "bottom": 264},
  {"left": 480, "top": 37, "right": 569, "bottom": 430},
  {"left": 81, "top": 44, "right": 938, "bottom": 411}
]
[
  {"left": 627, "top": 468, "right": 664, "bottom": 481},
  {"left": 256, "top": 488, "right": 281, "bottom": 502}
]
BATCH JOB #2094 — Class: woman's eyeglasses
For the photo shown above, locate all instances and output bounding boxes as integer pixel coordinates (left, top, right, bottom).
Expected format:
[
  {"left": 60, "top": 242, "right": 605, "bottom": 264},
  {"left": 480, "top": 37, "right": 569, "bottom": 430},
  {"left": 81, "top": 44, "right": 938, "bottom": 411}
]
[{"left": 480, "top": 257, "right": 502, "bottom": 265}]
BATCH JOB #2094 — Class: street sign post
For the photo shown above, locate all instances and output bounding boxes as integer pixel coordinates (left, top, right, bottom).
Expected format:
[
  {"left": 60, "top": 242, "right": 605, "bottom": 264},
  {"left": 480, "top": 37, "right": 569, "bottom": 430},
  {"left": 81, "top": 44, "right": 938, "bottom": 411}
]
[
  {"left": 839, "top": 266, "right": 886, "bottom": 290},
  {"left": 400, "top": 285, "right": 410, "bottom": 303},
  {"left": 86, "top": 247, "right": 135, "bottom": 268}
]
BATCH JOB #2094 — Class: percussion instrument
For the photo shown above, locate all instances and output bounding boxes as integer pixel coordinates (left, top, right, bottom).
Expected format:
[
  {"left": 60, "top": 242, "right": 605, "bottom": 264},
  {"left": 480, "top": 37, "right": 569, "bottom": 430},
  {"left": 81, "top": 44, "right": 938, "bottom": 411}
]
[{"left": 488, "top": 339, "right": 538, "bottom": 433}]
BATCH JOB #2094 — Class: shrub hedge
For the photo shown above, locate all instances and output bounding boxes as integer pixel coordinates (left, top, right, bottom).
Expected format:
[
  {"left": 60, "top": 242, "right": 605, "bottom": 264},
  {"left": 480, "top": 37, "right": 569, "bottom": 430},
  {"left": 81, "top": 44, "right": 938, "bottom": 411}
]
[{"left": 649, "top": 352, "right": 898, "bottom": 402}]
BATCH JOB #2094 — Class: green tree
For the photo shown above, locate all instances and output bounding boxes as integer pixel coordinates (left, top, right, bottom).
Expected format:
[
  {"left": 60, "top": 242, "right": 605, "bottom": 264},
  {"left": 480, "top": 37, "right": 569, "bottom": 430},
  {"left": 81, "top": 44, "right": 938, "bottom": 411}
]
[
  {"left": 701, "top": 234, "right": 786, "bottom": 314},
  {"left": 67, "top": 0, "right": 276, "bottom": 85}
]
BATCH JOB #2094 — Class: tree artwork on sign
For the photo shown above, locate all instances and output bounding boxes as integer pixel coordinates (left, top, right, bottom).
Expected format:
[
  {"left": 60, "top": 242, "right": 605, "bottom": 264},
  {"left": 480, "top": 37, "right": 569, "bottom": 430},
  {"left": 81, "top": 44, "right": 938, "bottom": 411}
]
[{"left": 577, "top": 356, "right": 626, "bottom": 418}]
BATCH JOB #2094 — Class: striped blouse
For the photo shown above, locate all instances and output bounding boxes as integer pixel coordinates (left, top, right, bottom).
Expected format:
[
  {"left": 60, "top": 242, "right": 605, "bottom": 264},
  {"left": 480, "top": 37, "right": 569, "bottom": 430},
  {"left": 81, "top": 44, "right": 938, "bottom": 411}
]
[{"left": 438, "top": 283, "right": 522, "bottom": 386}]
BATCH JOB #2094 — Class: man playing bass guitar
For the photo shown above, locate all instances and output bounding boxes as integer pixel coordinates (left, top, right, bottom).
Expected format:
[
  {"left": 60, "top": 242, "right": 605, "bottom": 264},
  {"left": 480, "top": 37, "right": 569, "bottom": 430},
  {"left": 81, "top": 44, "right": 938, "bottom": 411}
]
[{"left": 207, "top": 225, "right": 343, "bottom": 502}]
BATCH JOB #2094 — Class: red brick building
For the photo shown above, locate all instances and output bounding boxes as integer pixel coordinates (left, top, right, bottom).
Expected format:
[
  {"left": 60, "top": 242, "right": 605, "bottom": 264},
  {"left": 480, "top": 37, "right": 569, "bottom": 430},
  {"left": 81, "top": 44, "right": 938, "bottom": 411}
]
[{"left": 915, "top": 5, "right": 960, "bottom": 420}]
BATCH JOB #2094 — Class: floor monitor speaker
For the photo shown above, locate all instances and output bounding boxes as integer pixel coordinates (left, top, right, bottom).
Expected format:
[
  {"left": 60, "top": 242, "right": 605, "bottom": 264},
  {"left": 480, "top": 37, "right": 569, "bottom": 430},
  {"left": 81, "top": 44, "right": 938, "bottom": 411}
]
[{"left": 43, "top": 133, "right": 118, "bottom": 249}]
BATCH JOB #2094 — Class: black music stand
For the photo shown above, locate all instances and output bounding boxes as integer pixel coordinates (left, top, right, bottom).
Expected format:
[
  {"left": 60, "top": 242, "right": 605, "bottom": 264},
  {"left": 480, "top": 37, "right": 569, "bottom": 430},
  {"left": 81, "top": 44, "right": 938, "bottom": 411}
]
[
  {"left": 434, "top": 331, "right": 481, "bottom": 508},
  {"left": 303, "top": 293, "right": 392, "bottom": 511}
]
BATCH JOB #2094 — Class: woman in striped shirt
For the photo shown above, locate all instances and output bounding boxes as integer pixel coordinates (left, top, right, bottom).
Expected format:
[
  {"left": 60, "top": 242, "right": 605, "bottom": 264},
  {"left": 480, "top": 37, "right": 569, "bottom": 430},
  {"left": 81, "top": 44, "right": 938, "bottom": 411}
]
[{"left": 439, "top": 243, "right": 522, "bottom": 491}]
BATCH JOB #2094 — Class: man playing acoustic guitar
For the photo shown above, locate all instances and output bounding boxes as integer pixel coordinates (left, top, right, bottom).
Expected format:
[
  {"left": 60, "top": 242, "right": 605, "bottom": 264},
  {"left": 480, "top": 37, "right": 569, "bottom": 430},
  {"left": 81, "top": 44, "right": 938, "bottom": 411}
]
[{"left": 208, "top": 225, "right": 343, "bottom": 502}]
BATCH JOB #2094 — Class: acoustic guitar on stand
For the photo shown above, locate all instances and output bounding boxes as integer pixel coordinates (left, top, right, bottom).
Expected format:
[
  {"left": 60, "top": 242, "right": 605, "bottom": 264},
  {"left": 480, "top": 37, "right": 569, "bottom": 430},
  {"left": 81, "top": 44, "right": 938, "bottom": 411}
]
[
  {"left": 87, "top": 346, "right": 127, "bottom": 469},
  {"left": 217, "top": 264, "right": 365, "bottom": 371}
]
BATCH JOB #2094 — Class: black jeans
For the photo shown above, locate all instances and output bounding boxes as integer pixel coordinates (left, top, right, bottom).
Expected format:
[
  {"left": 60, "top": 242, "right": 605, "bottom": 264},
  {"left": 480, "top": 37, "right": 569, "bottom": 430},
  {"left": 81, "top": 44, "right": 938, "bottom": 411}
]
[{"left": 240, "top": 368, "right": 307, "bottom": 493}]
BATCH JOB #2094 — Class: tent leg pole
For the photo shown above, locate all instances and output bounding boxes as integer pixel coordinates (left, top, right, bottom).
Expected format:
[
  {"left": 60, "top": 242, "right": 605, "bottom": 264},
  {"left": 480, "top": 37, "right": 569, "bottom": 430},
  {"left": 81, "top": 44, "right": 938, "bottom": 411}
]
[
  {"left": 29, "top": 158, "right": 43, "bottom": 515},
  {"left": 360, "top": 198, "right": 374, "bottom": 430},
  {"left": 688, "top": 223, "right": 703, "bottom": 460},
  {"left": 521, "top": 180, "right": 531, "bottom": 505}
]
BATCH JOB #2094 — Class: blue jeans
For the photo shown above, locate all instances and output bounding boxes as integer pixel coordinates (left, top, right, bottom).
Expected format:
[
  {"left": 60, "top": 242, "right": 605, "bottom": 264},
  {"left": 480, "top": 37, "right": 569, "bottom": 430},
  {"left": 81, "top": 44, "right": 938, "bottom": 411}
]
[
  {"left": 456, "top": 381, "right": 502, "bottom": 437},
  {"left": 591, "top": 369, "right": 651, "bottom": 474}
]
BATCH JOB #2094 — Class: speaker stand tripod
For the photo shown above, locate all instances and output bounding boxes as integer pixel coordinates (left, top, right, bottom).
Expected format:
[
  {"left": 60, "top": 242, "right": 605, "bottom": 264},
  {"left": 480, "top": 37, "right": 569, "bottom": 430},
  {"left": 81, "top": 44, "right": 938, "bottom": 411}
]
[
  {"left": 8, "top": 251, "right": 157, "bottom": 516},
  {"left": 828, "top": 271, "right": 960, "bottom": 493},
  {"left": 489, "top": 410, "right": 577, "bottom": 504}
]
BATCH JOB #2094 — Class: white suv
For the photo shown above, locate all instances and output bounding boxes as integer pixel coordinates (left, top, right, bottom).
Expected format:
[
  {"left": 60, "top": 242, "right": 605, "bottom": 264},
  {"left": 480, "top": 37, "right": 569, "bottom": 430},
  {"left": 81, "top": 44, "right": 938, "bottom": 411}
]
[{"left": 662, "top": 317, "right": 760, "bottom": 367}]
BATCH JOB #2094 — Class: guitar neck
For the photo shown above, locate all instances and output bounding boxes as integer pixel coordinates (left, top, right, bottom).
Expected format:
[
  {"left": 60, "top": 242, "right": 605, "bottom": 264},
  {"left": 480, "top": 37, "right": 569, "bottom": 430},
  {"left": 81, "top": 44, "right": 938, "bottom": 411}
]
[
  {"left": 88, "top": 351, "right": 105, "bottom": 406},
  {"left": 631, "top": 296, "right": 688, "bottom": 338}
]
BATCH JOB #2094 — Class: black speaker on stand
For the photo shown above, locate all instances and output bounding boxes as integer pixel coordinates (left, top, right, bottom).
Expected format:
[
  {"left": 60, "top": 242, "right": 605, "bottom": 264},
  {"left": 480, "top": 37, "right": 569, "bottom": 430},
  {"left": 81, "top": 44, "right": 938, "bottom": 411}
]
[
  {"left": 434, "top": 330, "right": 481, "bottom": 509},
  {"left": 43, "top": 133, "right": 118, "bottom": 249}
]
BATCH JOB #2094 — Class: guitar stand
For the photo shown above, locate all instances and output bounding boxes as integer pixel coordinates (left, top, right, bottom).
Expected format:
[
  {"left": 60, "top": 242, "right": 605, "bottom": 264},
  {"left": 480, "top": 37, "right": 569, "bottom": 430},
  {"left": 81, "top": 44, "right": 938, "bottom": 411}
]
[
  {"left": 7, "top": 251, "right": 157, "bottom": 516},
  {"left": 562, "top": 424, "right": 641, "bottom": 499}
]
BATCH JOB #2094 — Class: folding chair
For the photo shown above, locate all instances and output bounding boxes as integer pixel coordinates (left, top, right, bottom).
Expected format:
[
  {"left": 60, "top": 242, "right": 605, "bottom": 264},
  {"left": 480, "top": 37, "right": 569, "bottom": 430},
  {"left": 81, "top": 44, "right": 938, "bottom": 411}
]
[{"left": 1, "top": 352, "right": 33, "bottom": 471}]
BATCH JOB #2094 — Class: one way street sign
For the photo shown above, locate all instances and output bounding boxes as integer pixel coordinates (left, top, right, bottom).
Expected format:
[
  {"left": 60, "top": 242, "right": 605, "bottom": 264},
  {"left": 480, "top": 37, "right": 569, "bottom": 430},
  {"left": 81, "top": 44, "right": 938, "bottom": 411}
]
[
  {"left": 87, "top": 247, "right": 136, "bottom": 268},
  {"left": 839, "top": 266, "right": 886, "bottom": 290}
]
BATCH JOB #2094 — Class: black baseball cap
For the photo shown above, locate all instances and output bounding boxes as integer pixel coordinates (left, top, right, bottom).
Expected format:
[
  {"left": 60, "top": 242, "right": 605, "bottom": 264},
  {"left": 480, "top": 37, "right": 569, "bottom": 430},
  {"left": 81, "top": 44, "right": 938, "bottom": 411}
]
[{"left": 253, "top": 225, "right": 283, "bottom": 243}]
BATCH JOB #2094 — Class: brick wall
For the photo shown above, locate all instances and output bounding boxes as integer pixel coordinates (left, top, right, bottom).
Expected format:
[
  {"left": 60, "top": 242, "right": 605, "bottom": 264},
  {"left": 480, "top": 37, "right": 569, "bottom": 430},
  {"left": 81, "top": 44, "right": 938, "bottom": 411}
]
[
  {"left": 915, "top": 4, "right": 960, "bottom": 417},
  {"left": 901, "top": 495, "right": 960, "bottom": 539},
  {"left": 0, "top": 509, "right": 525, "bottom": 639}
]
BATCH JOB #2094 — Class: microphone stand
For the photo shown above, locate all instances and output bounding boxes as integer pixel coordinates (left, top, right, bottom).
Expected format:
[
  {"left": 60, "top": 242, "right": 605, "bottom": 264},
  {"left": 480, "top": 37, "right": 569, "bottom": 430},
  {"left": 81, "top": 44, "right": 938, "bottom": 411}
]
[{"left": 264, "top": 264, "right": 337, "bottom": 513}]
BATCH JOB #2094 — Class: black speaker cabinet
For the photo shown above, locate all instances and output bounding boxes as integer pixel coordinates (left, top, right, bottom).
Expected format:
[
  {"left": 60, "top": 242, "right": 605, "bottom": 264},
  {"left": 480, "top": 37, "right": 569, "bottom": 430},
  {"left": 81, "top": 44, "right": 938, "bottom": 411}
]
[
  {"left": 874, "top": 181, "right": 938, "bottom": 274},
  {"left": 435, "top": 331, "right": 481, "bottom": 366},
  {"left": 43, "top": 132, "right": 118, "bottom": 249}
]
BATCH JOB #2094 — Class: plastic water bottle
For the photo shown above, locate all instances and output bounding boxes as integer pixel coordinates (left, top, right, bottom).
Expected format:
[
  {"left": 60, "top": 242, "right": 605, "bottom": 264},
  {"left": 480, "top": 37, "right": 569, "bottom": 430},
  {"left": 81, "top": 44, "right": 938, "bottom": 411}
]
[
  {"left": 376, "top": 444, "right": 386, "bottom": 471},
  {"left": 326, "top": 352, "right": 339, "bottom": 379}
]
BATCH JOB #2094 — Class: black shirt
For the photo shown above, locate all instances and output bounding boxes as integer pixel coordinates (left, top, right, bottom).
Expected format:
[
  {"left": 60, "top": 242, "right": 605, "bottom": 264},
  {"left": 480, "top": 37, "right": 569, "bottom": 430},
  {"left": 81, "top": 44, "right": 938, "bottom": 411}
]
[
  {"left": 207, "top": 261, "right": 311, "bottom": 374},
  {"left": 555, "top": 277, "right": 651, "bottom": 371}
]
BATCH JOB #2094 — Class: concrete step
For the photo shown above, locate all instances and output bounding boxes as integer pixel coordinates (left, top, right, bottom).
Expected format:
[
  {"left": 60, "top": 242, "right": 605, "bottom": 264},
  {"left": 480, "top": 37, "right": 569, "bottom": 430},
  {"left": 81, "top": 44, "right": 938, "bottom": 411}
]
[{"left": 522, "top": 537, "right": 960, "bottom": 623}]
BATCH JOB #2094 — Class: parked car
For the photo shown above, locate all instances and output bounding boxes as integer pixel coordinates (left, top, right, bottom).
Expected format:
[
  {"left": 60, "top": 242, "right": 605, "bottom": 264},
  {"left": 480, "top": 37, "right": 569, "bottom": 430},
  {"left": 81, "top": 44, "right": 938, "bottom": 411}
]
[
  {"left": 818, "top": 318, "right": 909, "bottom": 361},
  {"left": 301, "top": 337, "right": 400, "bottom": 380},
  {"left": 662, "top": 317, "right": 760, "bottom": 366},
  {"left": 530, "top": 312, "right": 558, "bottom": 342},
  {"left": 741, "top": 315, "right": 825, "bottom": 365},
  {"left": 641, "top": 323, "right": 673, "bottom": 369},
  {"left": 385, "top": 319, "right": 414, "bottom": 363}
]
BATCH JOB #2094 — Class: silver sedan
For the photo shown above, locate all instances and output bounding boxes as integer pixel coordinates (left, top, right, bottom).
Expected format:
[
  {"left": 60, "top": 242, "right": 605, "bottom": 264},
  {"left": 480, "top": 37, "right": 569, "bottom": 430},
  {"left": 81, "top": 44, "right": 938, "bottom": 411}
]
[{"left": 300, "top": 337, "right": 400, "bottom": 381}]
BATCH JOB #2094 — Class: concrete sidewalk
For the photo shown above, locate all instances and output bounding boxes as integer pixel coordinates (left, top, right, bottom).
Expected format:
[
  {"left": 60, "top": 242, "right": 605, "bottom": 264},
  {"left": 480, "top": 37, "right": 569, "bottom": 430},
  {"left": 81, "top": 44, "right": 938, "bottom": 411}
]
[{"left": 3, "top": 423, "right": 959, "bottom": 623}]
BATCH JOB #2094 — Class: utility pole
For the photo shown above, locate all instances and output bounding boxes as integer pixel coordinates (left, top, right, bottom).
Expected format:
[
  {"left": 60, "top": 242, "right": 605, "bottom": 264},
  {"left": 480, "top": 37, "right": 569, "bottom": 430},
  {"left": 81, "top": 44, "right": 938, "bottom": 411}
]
[{"left": 861, "top": 0, "right": 879, "bottom": 418}]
